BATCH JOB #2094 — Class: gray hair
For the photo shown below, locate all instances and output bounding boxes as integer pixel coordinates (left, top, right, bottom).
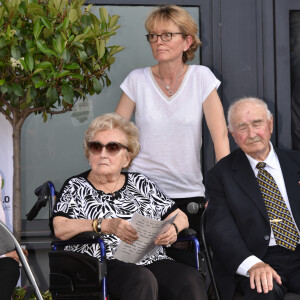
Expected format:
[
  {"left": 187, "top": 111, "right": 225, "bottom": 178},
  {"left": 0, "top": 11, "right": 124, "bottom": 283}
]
[
  {"left": 84, "top": 113, "right": 140, "bottom": 167},
  {"left": 227, "top": 97, "right": 273, "bottom": 131}
]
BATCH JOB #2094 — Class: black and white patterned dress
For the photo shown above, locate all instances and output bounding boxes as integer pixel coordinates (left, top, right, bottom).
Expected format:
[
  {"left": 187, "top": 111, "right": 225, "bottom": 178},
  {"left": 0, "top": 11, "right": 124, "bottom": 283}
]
[{"left": 53, "top": 171, "right": 177, "bottom": 266}]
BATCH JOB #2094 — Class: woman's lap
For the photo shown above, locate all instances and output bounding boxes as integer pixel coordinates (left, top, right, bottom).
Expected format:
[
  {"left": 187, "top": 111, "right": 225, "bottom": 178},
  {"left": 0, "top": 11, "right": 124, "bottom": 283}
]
[{"left": 107, "top": 258, "right": 207, "bottom": 300}]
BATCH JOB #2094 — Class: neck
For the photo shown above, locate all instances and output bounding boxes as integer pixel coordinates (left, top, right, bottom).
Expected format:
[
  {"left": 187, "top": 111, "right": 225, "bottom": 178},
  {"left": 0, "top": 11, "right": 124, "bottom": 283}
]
[{"left": 157, "top": 62, "right": 185, "bottom": 81}]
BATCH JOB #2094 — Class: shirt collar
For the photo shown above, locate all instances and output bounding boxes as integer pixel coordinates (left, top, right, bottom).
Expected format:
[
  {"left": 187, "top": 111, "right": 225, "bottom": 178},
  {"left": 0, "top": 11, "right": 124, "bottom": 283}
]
[{"left": 245, "top": 142, "right": 281, "bottom": 172}]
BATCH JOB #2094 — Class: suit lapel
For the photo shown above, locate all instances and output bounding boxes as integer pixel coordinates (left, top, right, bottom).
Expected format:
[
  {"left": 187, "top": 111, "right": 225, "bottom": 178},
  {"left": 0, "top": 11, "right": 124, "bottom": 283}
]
[
  {"left": 276, "top": 149, "right": 300, "bottom": 227},
  {"left": 231, "top": 149, "right": 269, "bottom": 221}
]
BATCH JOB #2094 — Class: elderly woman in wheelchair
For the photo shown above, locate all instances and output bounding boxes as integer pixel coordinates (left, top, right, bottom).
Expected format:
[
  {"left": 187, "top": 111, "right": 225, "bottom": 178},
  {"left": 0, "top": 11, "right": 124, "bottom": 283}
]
[{"left": 52, "top": 113, "right": 207, "bottom": 300}]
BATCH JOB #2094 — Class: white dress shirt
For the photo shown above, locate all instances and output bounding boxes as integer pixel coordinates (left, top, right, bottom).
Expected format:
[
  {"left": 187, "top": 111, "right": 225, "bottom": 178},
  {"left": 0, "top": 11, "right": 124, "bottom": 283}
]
[{"left": 236, "top": 142, "right": 300, "bottom": 276}]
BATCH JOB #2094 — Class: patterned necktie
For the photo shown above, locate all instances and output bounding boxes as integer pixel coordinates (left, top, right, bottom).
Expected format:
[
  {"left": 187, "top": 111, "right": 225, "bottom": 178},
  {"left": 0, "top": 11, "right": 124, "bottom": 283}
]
[{"left": 256, "top": 162, "right": 300, "bottom": 250}]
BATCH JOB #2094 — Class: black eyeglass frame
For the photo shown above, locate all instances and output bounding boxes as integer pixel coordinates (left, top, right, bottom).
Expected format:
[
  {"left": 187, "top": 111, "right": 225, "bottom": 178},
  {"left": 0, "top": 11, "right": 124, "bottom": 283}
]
[
  {"left": 87, "top": 141, "right": 129, "bottom": 156},
  {"left": 146, "top": 32, "right": 184, "bottom": 43}
]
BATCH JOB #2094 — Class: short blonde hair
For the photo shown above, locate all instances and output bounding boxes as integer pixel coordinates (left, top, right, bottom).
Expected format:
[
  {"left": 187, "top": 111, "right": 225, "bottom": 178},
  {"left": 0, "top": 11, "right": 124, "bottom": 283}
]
[
  {"left": 227, "top": 97, "right": 273, "bottom": 132},
  {"left": 84, "top": 113, "right": 140, "bottom": 167},
  {"left": 145, "top": 4, "right": 201, "bottom": 63}
]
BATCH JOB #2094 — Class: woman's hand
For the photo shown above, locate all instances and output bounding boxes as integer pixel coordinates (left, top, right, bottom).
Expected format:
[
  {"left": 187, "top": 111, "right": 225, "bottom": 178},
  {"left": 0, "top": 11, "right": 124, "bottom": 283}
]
[
  {"left": 104, "top": 218, "right": 138, "bottom": 244},
  {"left": 154, "top": 224, "right": 177, "bottom": 247}
]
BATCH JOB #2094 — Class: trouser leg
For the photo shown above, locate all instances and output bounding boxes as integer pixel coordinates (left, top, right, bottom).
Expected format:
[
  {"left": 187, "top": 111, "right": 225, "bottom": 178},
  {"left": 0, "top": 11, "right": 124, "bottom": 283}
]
[
  {"left": 146, "top": 259, "right": 207, "bottom": 300},
  {"left": 0, "top": 258, "right": 20, "bottom": 300},
  {"left": 107, "top": 259, "right": 158, "bottom": 300},
  {"left": 236, "top": 275, "right": 284, "bottom": 300}
]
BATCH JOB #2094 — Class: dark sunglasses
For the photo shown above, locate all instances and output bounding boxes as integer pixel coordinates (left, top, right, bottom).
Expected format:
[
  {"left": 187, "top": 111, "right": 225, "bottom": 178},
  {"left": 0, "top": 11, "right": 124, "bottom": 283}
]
[{"left": 88, "top": 141, "right": 129, "bottom": 156}]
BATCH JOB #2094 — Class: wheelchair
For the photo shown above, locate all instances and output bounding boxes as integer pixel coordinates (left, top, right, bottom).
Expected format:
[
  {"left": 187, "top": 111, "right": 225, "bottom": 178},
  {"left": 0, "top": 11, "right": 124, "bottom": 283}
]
[
  {"left": 28, "top": 181, "right": 205, "bottom": 300},
  {"left": 200, "top": 209, "right": 300, "bottom": 300}
]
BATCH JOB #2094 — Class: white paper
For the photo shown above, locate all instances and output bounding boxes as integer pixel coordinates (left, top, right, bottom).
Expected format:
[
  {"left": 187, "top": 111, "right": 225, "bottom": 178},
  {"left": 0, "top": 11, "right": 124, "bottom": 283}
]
[{"left": 113, "top": 212, "right": 177, "bottom": 263}]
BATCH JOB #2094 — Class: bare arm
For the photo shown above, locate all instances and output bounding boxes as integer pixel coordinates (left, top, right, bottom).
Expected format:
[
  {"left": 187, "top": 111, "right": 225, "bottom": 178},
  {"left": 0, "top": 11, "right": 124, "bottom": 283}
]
[
  {"left": 115, "top": 92, "right": 136, "bottom": 121},
  {"left": 203, "top": 89, "right": 230, "bottom": 161},
  {"left": 53, "top": 216, "right": 138, "bottom": 244},
  {"left": 155, "top": 208, "right": 188, "bottom": 246}
]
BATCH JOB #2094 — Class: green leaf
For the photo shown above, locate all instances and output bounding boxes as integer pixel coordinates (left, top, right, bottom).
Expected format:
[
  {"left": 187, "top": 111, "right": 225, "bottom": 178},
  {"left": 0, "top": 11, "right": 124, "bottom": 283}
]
[
  {"left": 56, "top": 34, "right": 64, "bottom": 54},
  {"left": 99, "top": 39, "right": 105, "bottom": 59},
  {"left": 68, "top": 35, "right": 75, "bottom": 42},
  {"left": 33, "top": 19, "right": 44, "bottom": 40},
  {"left": 69, "top": 73, "right": 84, "bottom": 80},
  {"left": 62, "top": 48, "right": 70, "bottom": 63},
  {"left": 0, "top": 37, "right": 5, "bottom": 48},
  {"left": 12, "top": 83, "right": 24, "bottom": 97},
  {"left": 0, "top": 6, "right": 5, "bottom": 20},
  {"left": 62, "top": 83, "right": 74, "bottom": 104},
  {"left": 72, "top": 41, "right": 85, "bottom": 50},
  {"left": 62, "top": 17, "right": 70, "bottom": 31},
  {"left": 64, "top": 62, "right": 80, "bottom": 70},
  {"left": 81, "top": 15, "right": 92, "bottom": 28},
  {"left": 35, "top": 61, "right": 53, "bottom": 70},
  {"left": 0, "top": 79, "right": 5, "bottom": 86},
  {"left": 46, "top": 86, "right": 58, "bottom": 103},
  {"left": 53, "top": 0, "right": 61, "bottom": 9},
  {"left": 108, "top": 15, "right": 119, "bottom": 28},
  {"left": 28, "top": 3, "right": 45, "bottom": 16},
  {"left": 43, "top": 110, "right": 48, "bottom": 122},
  {"left": 36, "top": 39, "right": 48, "bottom": 54},
  {"left": 78, "top": 50, "right": 87, "bottom": 61},
  {"left": 108, "top": 46, "right": 124, "bottom": 57},
  {"left": 99, "top": 7, "right": 108, "bottom": 23},
  {"left": 69, "top": 8, "right": 78, "bottom": 23},
  {"left": 26, "top": 88, "right": 32, "bottom": 104},
  {"left": 18, "top": 1, "right": 27, "bottom": 15},
  {"left": 41, "top": 16, "right": 51, "bottom": 30},
  {"left": 19, "top": 58, "right": 28, "bottom": 72},
  {"left": 57, "top": 70, "right": 70, "bottom": 78},
  {"left": 33, "top": 68, "right": 44, "bottom": 75},
  {"left": 93, "top": 77, "right": 102, "bottom": 94},
  {"left": 25, "top": 53, "right": 34, "bottom": 71},
  {"left": 34, "top": 80, "right": 47, "bottom": 88},
  {"left": 11, "top": 46, "right": 21, "bottom": 59}
]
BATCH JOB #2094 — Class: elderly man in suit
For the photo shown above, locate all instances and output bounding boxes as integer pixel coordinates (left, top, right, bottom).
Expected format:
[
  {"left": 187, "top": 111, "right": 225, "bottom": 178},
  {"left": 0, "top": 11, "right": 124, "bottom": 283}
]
[{"left": 205, "top": 97, "right": 300, "bottom": 300}]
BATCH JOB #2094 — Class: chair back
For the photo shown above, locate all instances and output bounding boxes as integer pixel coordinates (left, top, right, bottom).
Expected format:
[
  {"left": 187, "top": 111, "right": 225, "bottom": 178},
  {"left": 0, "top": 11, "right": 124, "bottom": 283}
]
[{"left": 0, "top": 221, "right": 15, "bottom": 255}]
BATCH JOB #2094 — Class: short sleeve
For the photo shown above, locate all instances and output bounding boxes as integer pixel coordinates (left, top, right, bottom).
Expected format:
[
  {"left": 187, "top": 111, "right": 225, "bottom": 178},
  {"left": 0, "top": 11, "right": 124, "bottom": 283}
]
[
  {"left": 199, "top": 66, "right": 221, "bottom": 102},
  {"left": 120, "top": 68, "right": 145, "bottom": 103}
]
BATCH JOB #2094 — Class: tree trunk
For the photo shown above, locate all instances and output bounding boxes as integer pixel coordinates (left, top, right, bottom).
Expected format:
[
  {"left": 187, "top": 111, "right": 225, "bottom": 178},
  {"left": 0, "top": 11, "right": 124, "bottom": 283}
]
[{"left": 12, "top": 122, "right": 22, "bottom": 241}]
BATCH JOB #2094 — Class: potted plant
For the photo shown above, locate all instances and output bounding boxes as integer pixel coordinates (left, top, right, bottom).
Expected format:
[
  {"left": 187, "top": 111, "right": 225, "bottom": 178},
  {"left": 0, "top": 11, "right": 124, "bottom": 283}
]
[{"left": 0, "top": 0, "right": 124, "bottom": 240}]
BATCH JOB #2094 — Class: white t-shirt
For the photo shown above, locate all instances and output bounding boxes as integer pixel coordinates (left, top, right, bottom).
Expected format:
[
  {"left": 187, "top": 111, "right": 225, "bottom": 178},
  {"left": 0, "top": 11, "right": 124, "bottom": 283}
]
[{"left": 120, "top": 65, "right": 220, "bottom": 198}]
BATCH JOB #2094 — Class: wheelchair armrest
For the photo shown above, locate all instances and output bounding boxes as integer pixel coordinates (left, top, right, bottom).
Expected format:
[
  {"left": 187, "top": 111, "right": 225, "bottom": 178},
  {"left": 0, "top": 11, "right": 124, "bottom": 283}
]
[
  {"left": 178, "top": 228, "right": 197, "bottom": 238},
  {"left": 52, "top": 231, "right": 102, "bottom": 247}
]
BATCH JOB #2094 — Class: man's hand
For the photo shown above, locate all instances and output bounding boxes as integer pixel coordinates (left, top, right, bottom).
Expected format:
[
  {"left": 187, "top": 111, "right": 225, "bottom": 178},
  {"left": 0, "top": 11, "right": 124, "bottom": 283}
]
[
  {"left": 5, "top": 248, "right": 28, "bottom": 263},
  {"left": 248, "top": 262, "right": 282, "bottom": 293}
]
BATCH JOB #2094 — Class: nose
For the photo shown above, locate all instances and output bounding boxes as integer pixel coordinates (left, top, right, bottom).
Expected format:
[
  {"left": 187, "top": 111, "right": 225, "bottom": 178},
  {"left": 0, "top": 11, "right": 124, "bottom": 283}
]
[
  {"left": 156, "top": 35, "right": 164, "bottom": 44},
  {"left": 247, "top": 125, "right": 256, "bottom": 137},
  {"left": 99, "top": 146, "right": 108, "bottom": 157}
]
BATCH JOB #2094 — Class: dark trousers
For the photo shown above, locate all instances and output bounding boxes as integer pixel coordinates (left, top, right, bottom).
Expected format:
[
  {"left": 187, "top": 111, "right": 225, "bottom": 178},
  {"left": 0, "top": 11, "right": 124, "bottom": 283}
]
[
  {"left": 0, "top": 257, "right": 20, "bottom": 300},
  {"left": 107, "top": 259, "right": 207, "bottom": 300},
  {"left": 236, "top": 246, "right": 300, "bottom": 299}
]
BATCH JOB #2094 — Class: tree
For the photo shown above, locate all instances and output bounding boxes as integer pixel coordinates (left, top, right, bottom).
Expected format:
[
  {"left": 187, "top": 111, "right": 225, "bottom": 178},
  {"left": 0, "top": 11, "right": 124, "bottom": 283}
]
[{"left": 0, "top": 0, "right": 124, "bottom": 240}]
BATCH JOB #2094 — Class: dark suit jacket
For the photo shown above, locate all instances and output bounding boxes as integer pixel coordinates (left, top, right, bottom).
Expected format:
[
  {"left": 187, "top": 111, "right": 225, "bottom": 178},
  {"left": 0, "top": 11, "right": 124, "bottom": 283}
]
[{"left": 205, "top": 147, "right": 300, "bottom": 300}]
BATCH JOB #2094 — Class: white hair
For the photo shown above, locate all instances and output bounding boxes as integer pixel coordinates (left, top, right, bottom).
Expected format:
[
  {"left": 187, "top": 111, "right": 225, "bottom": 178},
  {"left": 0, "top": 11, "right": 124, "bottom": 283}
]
[{"left": 227, "top": 97, "right": 273, "bottom": 131}]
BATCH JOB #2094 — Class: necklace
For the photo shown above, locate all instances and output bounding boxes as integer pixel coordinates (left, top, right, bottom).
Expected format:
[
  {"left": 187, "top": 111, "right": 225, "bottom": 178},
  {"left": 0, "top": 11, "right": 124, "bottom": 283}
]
[
  {"left": 158, "top": 65, "right": 185, "bottom": 96},
  {"left": 99, "top": 174, "right": 121, "bottom": 196}
]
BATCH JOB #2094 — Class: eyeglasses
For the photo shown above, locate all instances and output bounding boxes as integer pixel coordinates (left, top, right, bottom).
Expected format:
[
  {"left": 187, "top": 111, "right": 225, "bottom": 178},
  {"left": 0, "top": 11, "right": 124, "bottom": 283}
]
[
  {"left": 146, "top": 32, "right": 183, "bottom": 43},
  {"left": 88, "top": 141, "right": 129, "bottom": 156}
]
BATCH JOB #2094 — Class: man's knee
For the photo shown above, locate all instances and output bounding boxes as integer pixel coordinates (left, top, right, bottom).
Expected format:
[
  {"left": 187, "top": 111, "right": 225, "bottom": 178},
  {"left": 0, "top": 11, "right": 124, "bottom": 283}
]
[{"left": 242, "top": 280, "right": 284, "bottom": 300}]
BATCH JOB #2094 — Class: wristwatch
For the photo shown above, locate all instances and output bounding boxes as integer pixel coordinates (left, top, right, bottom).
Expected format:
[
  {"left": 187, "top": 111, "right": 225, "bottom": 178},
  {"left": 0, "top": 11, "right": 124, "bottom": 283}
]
[{"left": 97, "top": 218, "right": 103, "bottom": 234}]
